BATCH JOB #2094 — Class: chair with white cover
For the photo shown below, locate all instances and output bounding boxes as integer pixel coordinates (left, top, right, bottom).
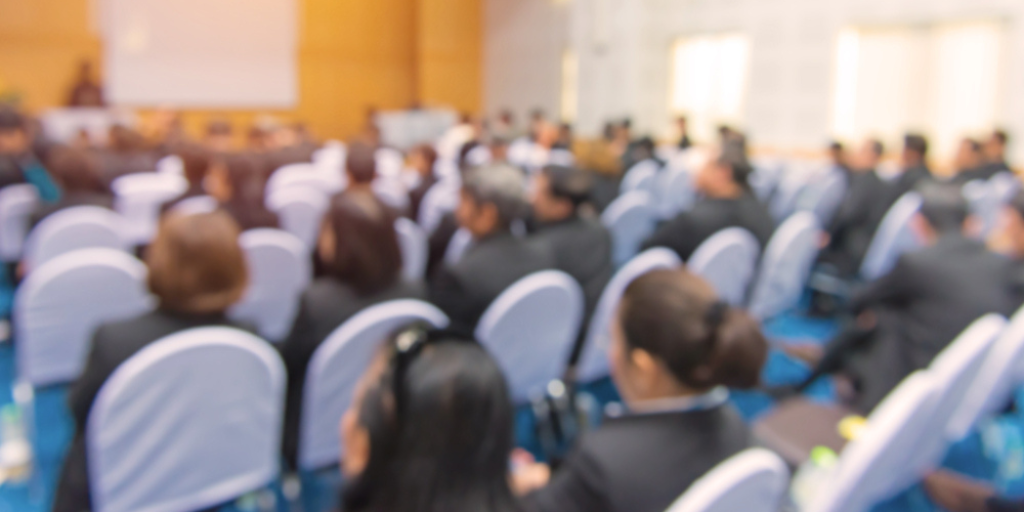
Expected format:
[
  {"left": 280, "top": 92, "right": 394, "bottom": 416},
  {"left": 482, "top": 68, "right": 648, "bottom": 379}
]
[
  {"left": 658, "top": 168, "right": 695, "bottom": 218},
  {"left": 394, "top": 217, "right": 428, "bottom": 280},
  {"left": 229, "top": 229, "right": 312, "bottom": 342},
  {"left": 22, "top": 206, "right": 128, "bottom": 271},
  {"left": 266, "top": 163, "right": 344, "bottom": 197},
  {"left": 797, "top": 168, "right": 847, "bottom": 227},
  {"left": 14, "top": 249, "right": 154, "bottom": 386},
  {"left": 950, "top": 305, "right": 1024, "bottom": 441},
  {"left": 602, "top": 191, "right": 660, "bottom": 267},
  {"left": 0, "top": 184, "right": 40, "bottom": 263},
  {"left": 805, "top": 371, "right": 941, "bottom": 512},
  {"left": 418, "top": 181, "right": 460, "bottom": 235},
  {"left": 373, "top": 178, "right": 410, "bottom": 211},
  {"left": 156, "top": 154, "right": 183, "bottom": 176},
  {"left": 169, "top": 195, "right": 219, "bottom": 216},
  {"left": 575, "top": 248, "right": 682, "bottom": 383},
  {"left": 444, "top": 228, "right": 475, "bottom": 266},
  {"left": 620, "top": 160, "right": 661, "bottom": 195},
  {"left": 747, "top": 212, "right": 821, "bottom": 321},
  {"left": 266, "top": 186, "right": 329, "bottom": 250},
  {"left": 375, "top": 147, "right": 405, "bottom": 179},
  {"left": 860, "top": 192, "right": 923, "bottom": 281},
  {"left": 664, "top": 448, "right": 790, "bottom": 512},
  {"left": 769, "top": 171, "right": 811, "bottom": 224},
  {"left": 475, "top": 271, "right": 584, "bottom": 402},
  {"left": 111, "top": 172, "right": 188, "bottom": 245},
  {"left": 688, "top": 228, "right": 760, "bottom": 306},
  {"left": 300, "top": 300, "right": 448, "bottom": 470},
  {"left": 87, "top": 327, "right": 285, "bottom": 512}
]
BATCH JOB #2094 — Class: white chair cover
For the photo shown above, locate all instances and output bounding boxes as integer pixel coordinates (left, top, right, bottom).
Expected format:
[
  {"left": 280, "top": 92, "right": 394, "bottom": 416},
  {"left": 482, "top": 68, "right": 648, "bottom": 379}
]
[
  {"left": 799, "top": 168, "right": 847, "bottom": 227},
  {"left": 664, "top": 448, "right": 790, "bottom": 512},
  {"left": 548, "top": 148, "right": 575, "bottom": 167},
  {"left": 576, "top": 248, "right": 682, "bottom": 383},
  {"left": 313, "top": 144, "right": 345, "bottom": 174},
  {"left": 229, "top": 229, "right": 312, "bottom": 342},
  {"left": 300, "top": 300, "right": 448, "bottom": 470},
  {"left": 620, "top": 159, "right": 661, "bottom": 195},
  {"left": 168, "top": 195, "right": 219, "bottom": 217},
  {"left": 23, "top": 206, "right": 128, "bottom": 270},
  {"left": 375, "top": 147, "right": 405, "bottom": 179},
  {"left": 87, "top": 327, "right": 285, "bottom": 512},
  {"left": 602, "top": 191, "right": 660, "bottom": 267},
  {"left": 466, "top": 145, "right": 493, "bottom": 167},
  {"left": 444, "top": 228, "right": 475, "bottom": 266},
  {"left": 475, "top": 271, "right": 584, "bottom": 402},
  {"left": 266, "top": 163, "right": 344, "bottom": 197},
  {"left": 0, "top": 184, "right": 40, "bottom": 263},
  {"left": 112, "top": 172, "right": 188, "bottom": 245},
  {"left": 659, "top": 168, "right": 695, "bottom": 218},
  {"left": 394, "top": 217, "right": 428, "bottom": 281},
  {"left": 747, "top": 212, "right": 821, "bottom": 321},
  {"left": 14, "top": 249, "right": 154, "bottom": 386},
  {"left": 507, "top": 137, "right": 535, "bottom": 169},
  {"left": 156, "top": 155, "right": 184, "bottom": 176},
  {"left": 373, "top": 178, "right": 410, "bottom": 211},
  {"left": 266, "top": 186, "right": 329, "bottom": 250},
  {"left": 860, "top": 192, "right": 923, "bottom": 281},
  {"left": 418, "top": 181, "right": 460, "bottom": 235},
  {"left": 688, "top": 228, "right": 760, "bottom": 306},
  {"left": 950, "top": 305, "right": 1024, "bottom": 440},
  {"left": 770, "top": 171, "right": 810, "bottom": 223},
  {"left": 750, "top": 163, "right": 785, "bottom": 203},
  {"left": 807, "top": 371, "right": 941, "bottom": 512}
]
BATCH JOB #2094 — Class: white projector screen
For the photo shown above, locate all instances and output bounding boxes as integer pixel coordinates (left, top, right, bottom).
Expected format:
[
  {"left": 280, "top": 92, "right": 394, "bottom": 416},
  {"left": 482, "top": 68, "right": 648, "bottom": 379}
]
[{"left": 102, "top": 0, "right": 297, "bottom": 108}]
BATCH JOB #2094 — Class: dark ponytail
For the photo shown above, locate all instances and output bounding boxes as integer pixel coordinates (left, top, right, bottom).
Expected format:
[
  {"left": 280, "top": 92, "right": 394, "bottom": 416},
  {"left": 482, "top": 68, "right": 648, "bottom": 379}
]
[{"left": 619, "top": 269, "right": 768, "bottom": 391}]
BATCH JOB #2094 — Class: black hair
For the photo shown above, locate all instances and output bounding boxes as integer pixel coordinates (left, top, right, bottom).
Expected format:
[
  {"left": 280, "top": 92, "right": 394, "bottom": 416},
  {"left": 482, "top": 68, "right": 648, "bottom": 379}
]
[
  {"left": 994, "top": 129, "right": 1009, "bottom": 146},
  {"left": 904, "top": 134, "right": 928, "bottom": 158},
  {"left": 619, "top": 269, "right": 768, "bottom": 391},
  {"left": 542, "top": 165, "right": 592, "bottom": 209},
  {"left": 963, "top": 138, "right": 982, "bottom": 154},
  {"left": 347, "top": 141, "right": 377, "bottom": 184},
  {"left": 829, "top": 141, "right": 844, "bottom": 153},
  {"left": 342, "top": 328, "right": 517, "bottom": 512},
  {"left": 869, "top": 139, "right": 885, "bottom": 158},
  {"left": 918, "top": 183, "right": 969, "bottom": 234},
  {"left": 717, "top": 140, "right": 753, "bottom": 189},
  {"left": 0, "top": 107, "right": 26, "bottom": 132}
]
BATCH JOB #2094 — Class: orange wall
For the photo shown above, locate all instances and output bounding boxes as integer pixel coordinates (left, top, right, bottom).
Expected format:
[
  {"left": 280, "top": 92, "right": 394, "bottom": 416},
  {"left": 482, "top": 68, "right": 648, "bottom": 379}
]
[{"left": 0, "top": 0, "right": 480, "bottom": 141}]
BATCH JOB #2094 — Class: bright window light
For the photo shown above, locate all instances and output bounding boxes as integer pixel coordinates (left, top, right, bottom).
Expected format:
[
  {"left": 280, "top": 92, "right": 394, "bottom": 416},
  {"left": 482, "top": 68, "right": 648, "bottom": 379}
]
[
  {"left": 561, "top": 49, "right": 579, "bottom": 123},
  {"left": 669, "top": 33, "right": 751, "bottom": 143}
]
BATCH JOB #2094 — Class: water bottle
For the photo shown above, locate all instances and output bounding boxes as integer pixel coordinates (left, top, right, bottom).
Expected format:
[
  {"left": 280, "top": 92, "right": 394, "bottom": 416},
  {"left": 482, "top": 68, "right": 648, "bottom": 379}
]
[
  {"left": 790, "top": 446, "right": 839, "bottom": 508},
  {"left": 0, "top": 403, "right": 32, "bottom": 483}
]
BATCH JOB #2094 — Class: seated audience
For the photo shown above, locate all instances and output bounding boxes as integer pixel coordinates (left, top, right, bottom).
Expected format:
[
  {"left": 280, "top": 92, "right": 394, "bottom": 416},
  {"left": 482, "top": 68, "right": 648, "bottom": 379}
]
[
  {"left": 96, "top": 125, "right": 159, "bottom": 186},
  {"left": 796, "top": 184, "right": 1017, "bottom": 412},
  {"left": 983, "top": 129, "right": 1012, "bottom": 177},
  {"left": 676, "top": 116, "right": 692, "bottom": 151},
  {"left": 827, "top": 140, "right": 850, "bottom": 173},
  {"left": 206, "top": 153, "right": 279, "bottom": 230},
  {"left": 30, "top": 146, "right": 112, "bottom": 227},
  {"left": 1000, "top": 192, "right": 1024, "bottom": 308},
  {"left": 925, "top": 471, "right": 1024, "bottom": 512},
  {"left": 529, "top": 165, "right": 613, "bottom": 362},
  {"left": 952, "top": 138, "right": 994, "bottom": 185},
  {"left": 54, "top": 211, "right": 249, "bottom": 512},
  {"left": 641, "top": 140, "right": 773, "bottom": 260},
  {"left": 178, "top": 146, "right": 212, "bottom": 199},
  {"left": 515, "top": 268, "right": 767, "bottom": 512},
  {"left": 204, "top": 120, "right": 234, "bottom": 154},
  {"left": 279, "top": 191, "right": 422, "bottom": 466},
  {"left": 893, "top": 133, "right": 934, "bottom": 196},
  {"left": 340, "top": 327, "right": 519, "bottom": 512},
  {"left": 406, "top": 144, "right": 439, "bottom": 220},
  {"left": 429, "top": 163, "right": 554, "bottom": 334},
  {"left": 0, "top": 107, "right": 60, "bottom": 200}
]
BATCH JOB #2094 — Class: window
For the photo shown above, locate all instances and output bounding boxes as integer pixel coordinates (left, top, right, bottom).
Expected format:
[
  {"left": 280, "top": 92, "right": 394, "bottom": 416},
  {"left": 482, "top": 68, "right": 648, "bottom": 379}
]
[
  {"left": 561, "top": 49, "right": 579, "bottom": 123},
  {"left": 669, "top": 34, "right": 752, "bottom": 143},
  {"left": 830, "top": 22, "right": 1003, "bottom": 161}
]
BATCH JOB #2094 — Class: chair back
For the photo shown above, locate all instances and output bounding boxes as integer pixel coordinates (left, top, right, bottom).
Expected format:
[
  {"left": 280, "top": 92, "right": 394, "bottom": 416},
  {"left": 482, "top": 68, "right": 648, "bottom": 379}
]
[
  {"left": 14, "top": 249, "right": 154, "bottom": 387},
  {"left": 112, "top": 172, "right": 188, "bottom": 245},
  {"left": 664, "top": 448, "right": 790, "bottom": 512},
  {"left": 475, "top": 271, "right": 584, "bottom": 402},
  {"left": 266, "top": 186, "right": 329, "bottom": 250},
  {"left": 0, "top": 184, "right": 40, "bottom": 263},
  {"left": 23, "top": 206, "right": 128, "bottom": 271},
  {"left": 576, "top": 248, "right": 682, "bottom": 383},
  {"left": 88, "top": 327, "right": 285, "bottom": 512},
  {"left": 799, "top": 168, "right": 847, "bottom": 227},
  {"left": 375, "top": 148, "right": 405, "bottom": 179},
  {"left": 229, "top": 229, "right": 312, "bottom": 342},
  {"left": 748, "top": 212, "right": 820, "bottom": 320},
  {"left": 688, "top": 228, "right": 760, "bottom": 306},
  {"left": 394, "top": 217, "right": 428, "bottom": 281},
  {"left": 301, "top": 300, "right": 448, "bottom": 470},
  {"left": 266, "top": 163, "right": 344, "bottom": 197},
  {"left": 169, "top": 195, "right": 219, "bottom": 216},
  {"left": 807, "top": 372, "right": 941, "bottom": 512},
  {"left": 156, "top": 155, "right": 184, "bottom": 175},
  {"left": 601, "top": 191, "right": 660, "bottom": 267},
  {"left": 659, "top": 168, "right": 695, "bottom": 218},
  {"left": 860, "top": 192, "right": 922, "bottom": 281},
  {"left": 769, "top": 171, "right": 810, "bottom": 223},
  {"left": 620, "top": 159, "right": 661, "bottom": 195}
]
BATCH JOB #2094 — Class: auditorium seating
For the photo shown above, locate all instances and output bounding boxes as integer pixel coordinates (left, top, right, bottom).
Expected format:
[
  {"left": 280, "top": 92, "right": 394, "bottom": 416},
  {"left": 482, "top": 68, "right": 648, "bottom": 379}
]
[
  {"left": 620, "top": 159, "right": 661, "bottom": 196},
  {"left": 859, "top": 192, "right": 923, "bottom": 281},
  {"left": 602, "top": 191, "right": 660, "bottom": 267},
  {"left": 747, "top": 212, "right": 821, "bottom": 321},
  {"left": 444, "top": 227, "right": 474, "bottom": 266},
  {"left": 111, "top": 172, "right": 188, "bottom": 245},
  {"left": 266, "top": 185, "right": 329, "bottom": 250},
  {"left": 796, "top": 167, "right": 847, "bottom": 227},
  {"left": 688, "top": 227, "right": 760, "bottom": 306},
  {"left": 229, "top": 228, "right": 311, "bottom": 342},
  {"left": 23, "top": 206, "right": 129, "bottom": 270},
  {"left": 0, "top": 184, "right": 40, "bottom": 263},
  {"left": 663, "top": 448, "right": 790, "bottom": 512}
]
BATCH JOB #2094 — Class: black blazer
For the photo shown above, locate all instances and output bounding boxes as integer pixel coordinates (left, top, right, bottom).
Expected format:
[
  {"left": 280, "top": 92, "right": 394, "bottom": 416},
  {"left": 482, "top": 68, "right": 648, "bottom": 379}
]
[
  {"left": 54, "top": 309, "right": 246, "bottom": 512},
  {"left": 429, "top": 232, "right": 555, "bottom": 335},
  {"left": 641, "top": 193, "right": 774, "bottom": 261},
  {"left": 818, "top": 169, "right": 890, "bottom": 276},
  {"left": 952, "top": 163, "right": 1008, "bottom": 185},
  {"left": 522, "top": 403, "right": 753, "bottom": 512},
  {"left": 278, "top": 277, "right": 425, "bottom": 467}
]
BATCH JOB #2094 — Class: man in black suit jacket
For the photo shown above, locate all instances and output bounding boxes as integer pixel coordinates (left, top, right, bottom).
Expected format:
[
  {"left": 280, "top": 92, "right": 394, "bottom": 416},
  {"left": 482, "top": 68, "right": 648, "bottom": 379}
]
[
  {"left": 801, "top": 184, "right": 1017, "bottom": 412},
  {"left": 893, "top": 134, "right": 934, "bottom": 197},
  {"left": 952, "top": 138, "right": 1000, "bottom": 185},
  {"left": 642, "top": 140, "right": 773, "bottom": 260},
  {"left": 982, "top": 129, "right": 1013, "bottom": 177},
  {"left": 529, "top": 165, "right": 613, "bottom": 364},
  {"left": 429, "top": 163, "right": 554, "bottom": 334}
]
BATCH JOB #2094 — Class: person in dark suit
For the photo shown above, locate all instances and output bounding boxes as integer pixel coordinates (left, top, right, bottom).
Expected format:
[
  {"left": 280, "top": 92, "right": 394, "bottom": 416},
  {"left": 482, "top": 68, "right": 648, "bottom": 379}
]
[
  {"left": 798, "top": 184, "right": 1017, "bottom": 412},
  {"left": 529, "top": 165, "right": 613, "bottom": 364},
  {"left": 952, "top": 138, "right": 997, "bottom": 185},
  {"left": 279, "top": 190, "right": 423, "bottom": 467},
  {"left": 641, "top": 140, "right": 774, "bottom": 260},
  {"left": 676, "top": 116, "right": 693, "bottom": 151},
  {"left": 29, "top": 146, "right": 112, "bottom": 227},
  {"left": 513, "top": 268, "right": 767, "bottom": 512},
  {"left": 827, "top": 140, "right": 851, "bottom": 173},
  {"left": 53, "top": 211, "right": 251, "bottom": 512},
  {"left": 894, "top": 133, "right": 934, "bottom": 196},
  {"left": 206, "top": 153, "right": 279, "bottom": 231},
  {"left": 982, "top": 129, "right": 1012, "bottom": 177},
  {"left": 406, "top": 144, "right": 439, "bottom": 221},
  {"left": 429, "top": 163, "right": 554, "bottom": 335}
]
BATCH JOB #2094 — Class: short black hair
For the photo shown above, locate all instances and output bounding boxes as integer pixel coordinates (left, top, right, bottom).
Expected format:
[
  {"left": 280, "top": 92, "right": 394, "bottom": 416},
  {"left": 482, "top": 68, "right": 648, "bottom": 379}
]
[
  {"left": 717, "top": 139, "right": 753, "bottom": 187},
  {"left": 0, "top": 107, "right": 26, "bottom": 132},
  {"left": 542, "top": 165, "right": 592, "bottom": 209},
  {"left": 918, "top": 183, "right": 969, "bottom": 234},
  {"left": 869, "top": 139, "right": 885, "bottom": 157},
  {"left": 963, "top": 138, "right": 982, "bottom": 154},
  {"left": 994, "top": 129, "right": 1010, "bottom": 146},
  {"left": 829, "top": 140, "right": 844, "bottom": 153},
  {"left": 904, "top": 134, "right": 928, "bottom": 158}
]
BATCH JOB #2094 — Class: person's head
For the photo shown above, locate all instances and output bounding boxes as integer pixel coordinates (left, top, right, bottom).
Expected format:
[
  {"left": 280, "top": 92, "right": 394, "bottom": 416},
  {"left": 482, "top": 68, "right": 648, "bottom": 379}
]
[
  {"left": 557, "top": 123, "right": 573, "bottom": 147},
  {"left": 676, "top": 116, "right": 689, "bottom": 134},
  {"left": 318, "top": 191, "right": 402, "bottom": 295},
  {"left": 1003, "top": 191, "right": 1024, "bottom": 259},
  {"left": 854, "top": 138, "right": 884, "bottom": 171},
  {"left": 0, "top": 107, "right": 29, "bottom": 155},
  {"left": 498, "top": 109, "right": 514, "bottom": 127},
  {"left": 409, "top": 144, "right": 438, "bottom": 178},
  {"left": 347, "top": 141, "right": 377, "bottom": 186},
  {"left": 986, "top": 129, "right": 1009, "bottom": 163},
  {"left": 457, "top": 163, "right": 527, "bottom": 238},
  {"left": 77, "top": 60, "right": 94, "bottom": 81},
  {"left": 179, "top": 147, "right": 211, "bottom": 193},
  {"left": 633, "top": 137, "right": 656, "bottom": 162},
  {"left": 340, "top": 328, "right": 516, "bottom": 512},
  {"left": 205, "top": 120, "right": 233, "bottom": 153},
  {"left": 146, "top": 211, "right": 248, "bottom": 314},
  {"left": 695, "top": 140, "right": 752, "bottom": 197},
  {"left": 531, "top": 165, "right": 591, "bottom": 223},
  {"left": 911, "top": 183, "right": 973, "bottom": 244},
  {"left": 46, "top": 146, "right": 104, "bottom": 194},
  {"left": 611, "top": 269, "right": 767, "bottom": 404},
  {"left": 956, "top": 138, "right": 984, "bottom": 172},
  {"left": 535, "top": 121, "right": 560, "bottom": 149},
  {"left": 828, "top": 141, "right": 847, "bottom": 168},
  {"left": 205, "top": 153, "right": 264, "bottom": 205},
  {"left": 903, "top": 133, "right": 929, "bottom": 168}
]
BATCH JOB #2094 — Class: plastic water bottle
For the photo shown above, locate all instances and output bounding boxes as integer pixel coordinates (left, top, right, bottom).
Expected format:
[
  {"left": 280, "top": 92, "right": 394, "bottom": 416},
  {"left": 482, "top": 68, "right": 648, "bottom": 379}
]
[
  {"left": 0, "top": 403, "right": 32, "bottom": 483},
  {"left": 790, "top": 446, "right": 839, "bottom": 508}
]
